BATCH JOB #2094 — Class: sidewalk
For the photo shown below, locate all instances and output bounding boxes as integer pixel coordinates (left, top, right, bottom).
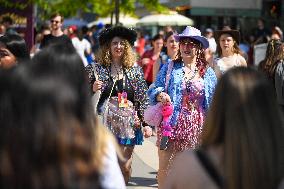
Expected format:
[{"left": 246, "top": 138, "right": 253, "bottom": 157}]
[{"left": 127, "top": 136, "right": 158, "bottom": 189}]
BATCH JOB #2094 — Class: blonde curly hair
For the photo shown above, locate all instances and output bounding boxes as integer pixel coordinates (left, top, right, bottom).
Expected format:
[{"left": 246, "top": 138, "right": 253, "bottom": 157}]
[{"left": 95, "top": 39, "right": 136, "bottom": 69}]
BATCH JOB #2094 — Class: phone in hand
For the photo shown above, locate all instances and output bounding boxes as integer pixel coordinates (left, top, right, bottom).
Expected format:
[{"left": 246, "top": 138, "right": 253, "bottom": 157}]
[{"left": 160, "top": 136, "right": 169, "bottom": 150}]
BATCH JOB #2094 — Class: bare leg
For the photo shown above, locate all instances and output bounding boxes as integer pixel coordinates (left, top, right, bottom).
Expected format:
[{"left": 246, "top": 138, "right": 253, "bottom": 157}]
[{"left": 119, "top": 145, "right": 134, "bottom": 184}]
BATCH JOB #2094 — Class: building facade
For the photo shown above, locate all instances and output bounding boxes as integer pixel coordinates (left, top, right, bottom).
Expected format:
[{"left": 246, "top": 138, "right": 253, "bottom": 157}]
[{"left": 136, "top": 0, "right": 283, "bottom": 38}]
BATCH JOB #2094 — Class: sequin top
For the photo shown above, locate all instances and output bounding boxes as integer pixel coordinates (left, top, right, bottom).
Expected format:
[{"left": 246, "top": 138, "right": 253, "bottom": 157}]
[{"left": 170, "top": 78, "right": 206, "bottom": 151}]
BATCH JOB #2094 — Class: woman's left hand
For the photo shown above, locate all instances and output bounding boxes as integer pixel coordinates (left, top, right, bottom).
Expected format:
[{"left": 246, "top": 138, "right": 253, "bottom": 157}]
[{"left": 143, "top": 126, "right": 152, "bottom": 138}]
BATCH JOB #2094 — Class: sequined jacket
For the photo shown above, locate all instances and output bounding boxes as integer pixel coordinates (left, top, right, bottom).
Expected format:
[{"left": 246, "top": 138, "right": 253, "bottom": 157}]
[
  {"left": 85, "top": 62, "right": 149, "bottom": 123},
  {"left": 148, "top": 61, "right": 217, "bottom": 127}
]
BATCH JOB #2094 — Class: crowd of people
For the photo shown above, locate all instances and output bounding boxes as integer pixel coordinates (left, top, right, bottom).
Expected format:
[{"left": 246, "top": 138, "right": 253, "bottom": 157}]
[{"left": 0, "top": 13, "right": 284, "bottom": 189}]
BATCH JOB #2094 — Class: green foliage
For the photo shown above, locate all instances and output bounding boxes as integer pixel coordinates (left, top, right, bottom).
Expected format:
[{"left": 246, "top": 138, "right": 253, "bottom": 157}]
[
  {"left": 1, "top": 0, "right": 168, "bottom": 20},
  {"left": 138, "top": 0, "right": 168, "bottom": 13},
  {"left": 0, "top": 0, "right": 29, "bottom": 10}
]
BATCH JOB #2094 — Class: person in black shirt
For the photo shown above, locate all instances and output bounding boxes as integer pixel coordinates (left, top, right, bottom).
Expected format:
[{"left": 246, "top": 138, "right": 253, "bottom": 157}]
[{"left": 40, "top": 13, "right": 72, "bottom": 49}]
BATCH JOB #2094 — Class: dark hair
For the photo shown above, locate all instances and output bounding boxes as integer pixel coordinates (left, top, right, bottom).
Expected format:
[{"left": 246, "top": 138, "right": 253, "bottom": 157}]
[
  {"left": 0, "top": 66, "right": 102, "bottom": 188},
  {"left": 162, "top": 31, "right": 178, "bottom": 57},
  {"left": 40, "top": 24, "right": 50, "bottom": 32},
  {"left": 0, "top": 34, "right": 30, "bottom": 63},
  {"left": 81, "top": 26, "right": 89, "bottom": 35},
  {"left": 152, "top": 34, "right": 164, "bottom": 42},
  {"left": 1, "top": 16, "right": 13, "bottom": 25},
  {"left": 202, "top": 67, "right": 284, "bottom": 189},
  {"left": 50, "top": 13, "right": 64, "bottom": 22},
  {"left": 164, "top": 31, "right": 175, "bottom": 42},
  {"left": 31, "top": 43, "right": 91, "bottom": 123},
  {"left": 30, "top": 42, "right": 111, "bottom": 173}
]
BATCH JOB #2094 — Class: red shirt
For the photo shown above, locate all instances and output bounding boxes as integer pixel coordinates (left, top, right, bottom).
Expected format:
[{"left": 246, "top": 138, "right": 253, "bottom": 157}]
[
  {"left": 135, "top": 38, "right": 146, "bottom": 56},
  {"left": 138, "top": 49, "right": 158, "bottom": 83}
]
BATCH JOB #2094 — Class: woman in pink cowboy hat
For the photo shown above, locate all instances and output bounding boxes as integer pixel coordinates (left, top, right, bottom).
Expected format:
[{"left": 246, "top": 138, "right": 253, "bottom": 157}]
[
  {"left": 214, "top": 27, "right": 247, "bottom": 78},
  {"left": 147, "top": 26, "right": 217, "bottom": 188}
]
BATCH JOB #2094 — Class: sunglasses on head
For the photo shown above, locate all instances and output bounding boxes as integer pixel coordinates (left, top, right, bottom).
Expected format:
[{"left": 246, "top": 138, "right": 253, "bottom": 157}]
[{"left": 50, "top": 20, "right": 60, "bottom": 24}]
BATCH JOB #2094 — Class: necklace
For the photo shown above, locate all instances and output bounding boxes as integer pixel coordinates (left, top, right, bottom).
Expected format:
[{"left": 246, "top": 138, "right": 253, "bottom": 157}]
[
  {"left": 183, "top": 66, "right": 198, "bottom": 81},
  {"left": 112, "top": 63, "right": 123, "bottom": 80}
]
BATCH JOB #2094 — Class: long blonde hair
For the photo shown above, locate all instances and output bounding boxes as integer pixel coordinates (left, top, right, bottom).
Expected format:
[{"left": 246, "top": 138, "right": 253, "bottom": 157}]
[{"left": 96, "top": 39, "right": 136, "bottom": 69}]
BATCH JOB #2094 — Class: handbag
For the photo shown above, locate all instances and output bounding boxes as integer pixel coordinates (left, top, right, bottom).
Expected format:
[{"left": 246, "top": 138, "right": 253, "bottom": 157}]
[
  {"left": 103, "top": 96, "right": 138, "bottom": 139},
  {"left": 144, "top": 60, "right": 174, "bottom": 127}
]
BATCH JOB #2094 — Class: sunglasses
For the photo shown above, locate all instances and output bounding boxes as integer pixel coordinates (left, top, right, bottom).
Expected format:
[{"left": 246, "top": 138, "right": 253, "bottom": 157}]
[
  {"left": 180, "top": 40, "right": 198, "bottom": 47},
  {"left": 50, "top": 20, "right": 60, "bottom": 24},
  {"left": 111, "top": 41, "right": 126, "bottom": 47}
]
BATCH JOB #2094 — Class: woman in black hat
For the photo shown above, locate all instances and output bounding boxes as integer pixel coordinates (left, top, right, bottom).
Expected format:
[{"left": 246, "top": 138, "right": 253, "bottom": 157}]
[
  {"left": 85, "top": 26, "right": 151, "bottom": 184},
  {"left": 214, "top": 28, "right": 247, "bottom": 78}
]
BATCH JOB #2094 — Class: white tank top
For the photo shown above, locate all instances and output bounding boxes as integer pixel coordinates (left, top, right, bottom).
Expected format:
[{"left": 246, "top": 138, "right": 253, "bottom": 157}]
[{"left": 215, "top": 54, "right": 242, "bottom": 74}]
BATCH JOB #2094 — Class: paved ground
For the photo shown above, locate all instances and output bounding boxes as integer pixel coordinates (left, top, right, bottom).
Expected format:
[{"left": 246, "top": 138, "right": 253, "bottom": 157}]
[{"left": 127, "top": 136, "right": 159, "bottom": 189}]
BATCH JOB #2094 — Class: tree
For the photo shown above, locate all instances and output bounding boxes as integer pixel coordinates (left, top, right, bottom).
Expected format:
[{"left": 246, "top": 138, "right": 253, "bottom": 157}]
[{"left": 1, "top": 0, "right": 168, "bottom": 24}]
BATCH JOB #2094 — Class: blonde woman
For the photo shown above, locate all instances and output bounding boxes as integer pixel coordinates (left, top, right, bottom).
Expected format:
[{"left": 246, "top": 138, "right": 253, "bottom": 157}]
[
  {"left": 214, "top": 28, "right": 247, "bottom": 78},
  {"left": 85, "top": 26, "right": 151, "bottom": 183}
]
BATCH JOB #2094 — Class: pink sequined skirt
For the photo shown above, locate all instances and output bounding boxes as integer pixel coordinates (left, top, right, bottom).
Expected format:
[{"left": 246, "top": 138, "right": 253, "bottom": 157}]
[
  {"left": 171, "top": 106, "right": 204, "bottom": 152},
  {"left": 156, "top": 107, "right": 204, "bottom": 151}
]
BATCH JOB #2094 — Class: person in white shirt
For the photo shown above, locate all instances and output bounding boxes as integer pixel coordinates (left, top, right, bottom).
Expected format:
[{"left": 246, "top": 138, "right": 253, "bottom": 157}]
[
  {"left": 72, "top": 27, "right": 92, "bottom": 67},
  {"left": 205, "top": 28, "right": 217, "bottom": 54}
]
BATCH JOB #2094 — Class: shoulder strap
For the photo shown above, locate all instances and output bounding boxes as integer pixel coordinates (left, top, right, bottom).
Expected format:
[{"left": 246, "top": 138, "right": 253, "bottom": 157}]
[
  {"left": 165, "top": 60, "right": 174, "bottom": 92},
  {"left": 92, "top": 63, "right": 99, "bottom": 81},
  {"left": 91, "top": 63, "right": 116, "bottom": 114},
  {"left": 195, "top": 149, "right": 224, "bottom": 188}
]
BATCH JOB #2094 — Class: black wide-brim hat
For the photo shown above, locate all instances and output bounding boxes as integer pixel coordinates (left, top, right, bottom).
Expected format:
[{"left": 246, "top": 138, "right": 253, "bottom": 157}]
[
  {"left": 215, "top": 29, "right": 240, "bottom": 44},
  {"left": 98, "top": 26, "right": 137, "bottom": 46}
]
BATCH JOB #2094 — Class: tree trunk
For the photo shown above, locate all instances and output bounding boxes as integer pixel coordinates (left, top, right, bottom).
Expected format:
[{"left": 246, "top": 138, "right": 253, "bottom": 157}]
[{"left": 115, "top": 0, "right": 120, "bottom": 25}]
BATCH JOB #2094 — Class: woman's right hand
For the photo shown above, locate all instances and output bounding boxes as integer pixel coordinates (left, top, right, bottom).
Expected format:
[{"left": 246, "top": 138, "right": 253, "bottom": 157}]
[
  {"left": 92, "top": 80, "right": 103, "bottom": 92},
  {"left": 157, "top": 92, "right": 171, "bottom": 105}
]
